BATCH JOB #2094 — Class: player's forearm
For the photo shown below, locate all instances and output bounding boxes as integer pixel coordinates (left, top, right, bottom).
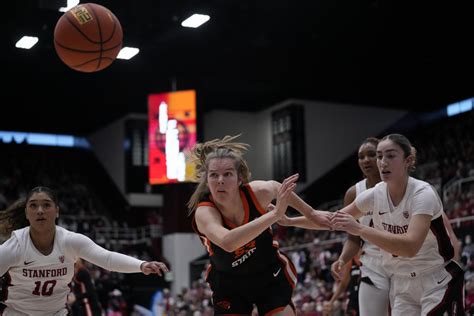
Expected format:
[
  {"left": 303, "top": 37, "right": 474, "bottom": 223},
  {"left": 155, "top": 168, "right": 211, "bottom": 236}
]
[
  {"left": 221, "top": 212, "right": 279, "bottom": 252},
  {"left": 87, "top": 250, "right": 144, "bottom": 272},
  {"left": 338, "top": 236, "right": 361, "bottom": 264},
  {"left": 289, "top": 192, "right": 313, "bottom": 217},
  {"left": 285, "top": 216, "right": 330, "bottom": 230},
  {"left": 358, "top": 226, "right": 418, "bottom": 257},
  {"left": 74, "top": 235, "right": 144, "bottom": 272},
  {"left": 329, "top": 267, "right": 350, "bottom": 303}
]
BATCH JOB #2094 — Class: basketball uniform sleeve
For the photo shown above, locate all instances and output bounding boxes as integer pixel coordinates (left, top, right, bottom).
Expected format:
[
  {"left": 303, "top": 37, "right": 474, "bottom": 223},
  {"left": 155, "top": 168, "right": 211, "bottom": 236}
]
[
  {"left": 411, "top": 185, "right": 442, "bottom": 217},
  {"left": 66, "top": 232, "right": 144, "bottom": 273},
  {"left": 354, "top": 187, "right": 375, "bottom": 215},
  {"left": 0, "top": 235, "right": 22, "bottom": 276}
]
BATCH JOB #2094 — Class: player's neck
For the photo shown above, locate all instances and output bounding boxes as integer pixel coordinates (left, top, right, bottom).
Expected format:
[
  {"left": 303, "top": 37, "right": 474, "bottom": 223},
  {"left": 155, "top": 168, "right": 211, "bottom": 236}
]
[
  {"left": 366, "top": 175, "right": 381, "bottom": 189},
  {"left": 30, "top": 227, "right": 56, "bottom": 255},
  {"left": 387, "top": 176, "right": 409, "bottom": 206},
  {"left": 214, "top": 190, "right": 245, "bottom": 224}
]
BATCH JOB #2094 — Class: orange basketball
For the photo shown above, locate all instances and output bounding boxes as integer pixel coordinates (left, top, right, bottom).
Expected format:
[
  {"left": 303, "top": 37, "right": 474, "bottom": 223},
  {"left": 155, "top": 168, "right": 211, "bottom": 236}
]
[{"left": 54, "top": 3, "right": 123, "bottom": 72}]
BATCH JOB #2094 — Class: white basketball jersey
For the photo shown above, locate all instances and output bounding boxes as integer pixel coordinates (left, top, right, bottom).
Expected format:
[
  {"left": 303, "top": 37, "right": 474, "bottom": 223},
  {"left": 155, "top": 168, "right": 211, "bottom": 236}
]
[
  {"left": 1, "top": 226, "right": 75, "bottom": 315},
  {"left": 369, "top": 177, "right": 452, "bottom": 275},
  {"left": 355, "top": 179, "right": 383, "bottom": 262}
]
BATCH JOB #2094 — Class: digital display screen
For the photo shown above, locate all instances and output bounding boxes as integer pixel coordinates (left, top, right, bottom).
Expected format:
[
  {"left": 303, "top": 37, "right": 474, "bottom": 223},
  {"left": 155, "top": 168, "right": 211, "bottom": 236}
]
[{"left": 148, "top": 90, "right": 196, "bottom": 184}]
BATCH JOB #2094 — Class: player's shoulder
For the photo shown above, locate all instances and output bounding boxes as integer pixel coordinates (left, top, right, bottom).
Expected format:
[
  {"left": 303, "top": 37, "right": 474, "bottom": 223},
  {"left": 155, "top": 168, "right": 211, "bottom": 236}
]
[
  {"left": 370, "top": 181, "right": 386, "bottom": 194},
  {"left": 248, "top": 179, "right": 273, "bottom": 189},
  {"left": 10, "top": 227, "right": 29, "bottom": 247},
  {"left": 344, "top": 184, "right": 357, "bottom": 201},
  {"left": 57, "top": 225, "right": 90, "bottom": 247},
  {"left": 410, "top": 177, "right": 436, "bottom": 195},
  {"left": 55, "top": 225, "right": 72, "bottom": 235},
  {"left": 55, "top": 225, "right": 77, "bottom": 241},
  {"left": 1, "top": 229, "right": 24, "bottom": 263},
  {"left": 248, "top": 180, "right": 276, "bottom": 196}
]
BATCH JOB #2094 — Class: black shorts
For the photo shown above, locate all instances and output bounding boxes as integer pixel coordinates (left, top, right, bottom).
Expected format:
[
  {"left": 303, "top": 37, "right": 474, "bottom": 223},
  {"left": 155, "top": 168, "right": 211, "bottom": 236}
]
[
  {"left": 208, "top": 259, "right": 296, "bottom": 315},
  {"left": 346, "top": 295, "right": 359, "bottom": 316}
]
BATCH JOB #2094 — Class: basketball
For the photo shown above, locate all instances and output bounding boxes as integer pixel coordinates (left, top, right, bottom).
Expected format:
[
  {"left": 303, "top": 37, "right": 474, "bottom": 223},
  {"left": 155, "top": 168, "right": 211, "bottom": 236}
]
[{"left": 54, "top": 3, "right": 123, "bottom": 72}]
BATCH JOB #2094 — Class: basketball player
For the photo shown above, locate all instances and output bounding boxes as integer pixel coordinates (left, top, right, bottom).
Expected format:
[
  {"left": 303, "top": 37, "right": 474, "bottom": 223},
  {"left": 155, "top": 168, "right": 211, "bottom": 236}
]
[
  {"left": 331, "top": 134, "right": 465, "bottom": 315},
  {"left": 323, "top": 253, "right": 362, "bottom": 316},
  {"left": 329, "top": 137, "right": 390, "bottom": 316},
  {"left": 0, "top": 186, "right": 169, "bottom": 316},
  {"left": 187, "top": 135, "right": 331, "bottom": 316},
  {"left": 69, "top": 258, "right": 102, "bottom": 316}
]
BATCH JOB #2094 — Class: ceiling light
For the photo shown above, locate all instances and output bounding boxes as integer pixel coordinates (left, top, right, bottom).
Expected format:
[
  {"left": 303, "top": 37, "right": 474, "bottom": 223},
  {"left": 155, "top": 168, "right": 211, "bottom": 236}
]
[
  {"left": 117, "top": 47, "right": 140, "bottom": 60},
  {"left": 59, "top": 0, "right": 79, "bottom": 12},
  {"left": 181, "top": 14, "right": 210, "bottom": 28},
  {"left": 15, "top": 36, "right": 39, "bottom": 49}
]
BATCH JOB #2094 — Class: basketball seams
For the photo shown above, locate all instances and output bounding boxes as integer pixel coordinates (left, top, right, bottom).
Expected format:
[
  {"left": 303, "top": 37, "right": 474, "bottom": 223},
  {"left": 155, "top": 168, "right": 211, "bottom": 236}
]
[
  {"left": 54, "top": 3, "right": 122, "bottom": 72},
  {"left": 102, "top": 20, "right": 118, "bottom": 44},
  {"left": 86, "top": 3, "right": 103, "bottom": 71},
  {"left": 88, "top": 5, "right": 119, "bottom": 44},
  {"left": 72, "top": 57, "right": 115, "bottom": 68},
  {"left": 63, "top": 14, "right": 101, "bottom": 45},
  {"left": 62, "top": 6, "right": 119, "bottom": 46},
  {"left": 54, "top": 41, "right": 122, "bottom": 54}
]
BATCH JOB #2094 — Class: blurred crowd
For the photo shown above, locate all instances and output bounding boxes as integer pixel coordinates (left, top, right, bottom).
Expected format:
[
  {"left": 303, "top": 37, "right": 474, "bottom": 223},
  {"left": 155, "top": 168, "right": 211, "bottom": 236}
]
[{"left": 1, "top": 111, "right": 473, "bottom": 315}]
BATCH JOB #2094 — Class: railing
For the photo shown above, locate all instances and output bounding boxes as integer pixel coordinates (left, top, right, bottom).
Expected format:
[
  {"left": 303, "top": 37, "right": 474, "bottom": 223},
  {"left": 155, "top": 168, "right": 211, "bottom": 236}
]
[
  {"left": 449, "top": 215, "right": 474, "bottom": 229},
  {"left": 59, "top": 174, "right": 472, "bottom": 248},
  {"left": 316, "top": 174, "right": 473, "bottom": 214},
  {"left": 93, "top": 225, "right": 163, "bottom": 246},
  {"left": 62, "top": 214, "right": 110, "bottom": 226},
  {"left": 442, "top": 175, "right": 474, "bottom": 209},
  {"left": 280, "top": 236, "right": 346, "bottom": 252},
  {"left": 61, "top": 214, "right": 163, "bottom": 246}
]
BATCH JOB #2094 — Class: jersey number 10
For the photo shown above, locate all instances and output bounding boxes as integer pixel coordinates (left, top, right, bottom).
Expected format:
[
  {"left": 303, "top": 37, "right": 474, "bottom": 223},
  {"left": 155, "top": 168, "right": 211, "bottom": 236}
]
[{"left": 32, "top": 280, "right": 57, "bottom": 296}]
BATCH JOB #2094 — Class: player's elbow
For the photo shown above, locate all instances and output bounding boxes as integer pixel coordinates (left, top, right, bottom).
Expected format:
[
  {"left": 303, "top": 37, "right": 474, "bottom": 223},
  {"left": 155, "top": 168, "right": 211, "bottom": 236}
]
[
  {"left": 402, "top": 248, "right": 418, "bottom": 258},
  {"left": 402, "top": 241, "right": 423, "bottom": 257},
  {"left": 219, "top": 237, "right": 239, "bottom": 253},
  {"left": 266, "top": 180, "right": 280, "bottom": 194}
]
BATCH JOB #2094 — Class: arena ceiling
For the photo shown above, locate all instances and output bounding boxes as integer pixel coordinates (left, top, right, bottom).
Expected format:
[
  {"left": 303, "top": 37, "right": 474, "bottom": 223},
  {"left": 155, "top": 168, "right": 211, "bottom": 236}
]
[{"left": 3, "top": 0, "right": 473, "bottom": 136}]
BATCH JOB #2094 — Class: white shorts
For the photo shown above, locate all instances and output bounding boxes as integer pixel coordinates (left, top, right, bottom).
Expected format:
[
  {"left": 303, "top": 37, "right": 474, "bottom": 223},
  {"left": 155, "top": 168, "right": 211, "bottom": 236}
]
[
  {"left": 1, "top": 307, "right": 69, "bottom": 316},
  {"left": 360, "top": 255, "right": 390, "bottom": 291},
  {"left": 389, "top": 260, "right": 464, "bottom": 316}
]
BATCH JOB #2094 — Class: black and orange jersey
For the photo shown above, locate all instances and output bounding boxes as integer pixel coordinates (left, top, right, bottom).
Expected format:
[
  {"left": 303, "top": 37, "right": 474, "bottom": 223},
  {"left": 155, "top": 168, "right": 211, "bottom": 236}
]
[{"left": 192, "top": 184, "right": 282, "bottom": 275}]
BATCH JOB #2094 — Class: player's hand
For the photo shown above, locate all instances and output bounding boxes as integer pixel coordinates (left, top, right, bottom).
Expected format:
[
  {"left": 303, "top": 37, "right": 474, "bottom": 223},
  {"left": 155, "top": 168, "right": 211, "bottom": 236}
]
[
  {"left": 140, "top": 261, "right": 169, "bottom": 276},
  {"left": 276, "top": 214, "right": 292, "bottom": 226},
  {"left": 272, "top": 174, "right": 298, "bottom": 219},
  {"left": 331, "top": 211, "right": 362, "bottom": 235},
  {"left": 268, "top": 205, "right": 292, "bottom": 225},
  {"left": 322, "top": 301, "right": 333, "bottom": 316},
  {"left": 67, "top": 292, "right": 76, "bottom": 304},
  {"left": 330, "top": 259, "right": 345, "bottom": 281},
  {"left": 307, "top": 209, "right": 332, "bottom": 229}
]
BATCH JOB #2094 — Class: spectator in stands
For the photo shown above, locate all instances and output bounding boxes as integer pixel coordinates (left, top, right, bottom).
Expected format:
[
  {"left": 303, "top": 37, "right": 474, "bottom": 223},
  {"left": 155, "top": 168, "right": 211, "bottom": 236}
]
[
  {"left": 331, "top": 133, "right": 465, "bottom": 315},
  {"left": 0, "top": 186, "right": 169, "bottom": 316},
  {"left": 465, "top": 278, "right": 474, "bottom": 316},
  {"left": 106, "top": 289, "right": 127, "bottom": 316},
  {"left": 462, "top": 234, "right": 474, "bottom": 267},
  {"left": 69, "top": 258, "right": 103, "bottom": 316},
  {"left": 187, "top": 135, "right": 331, "bottom": 315}
]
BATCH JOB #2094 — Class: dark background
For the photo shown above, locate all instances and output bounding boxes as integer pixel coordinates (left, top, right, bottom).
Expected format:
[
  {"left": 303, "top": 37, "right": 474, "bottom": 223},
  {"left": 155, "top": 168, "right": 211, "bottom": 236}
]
[{"left": 3, "top": 0, "right": 473, "bottom": 135}]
